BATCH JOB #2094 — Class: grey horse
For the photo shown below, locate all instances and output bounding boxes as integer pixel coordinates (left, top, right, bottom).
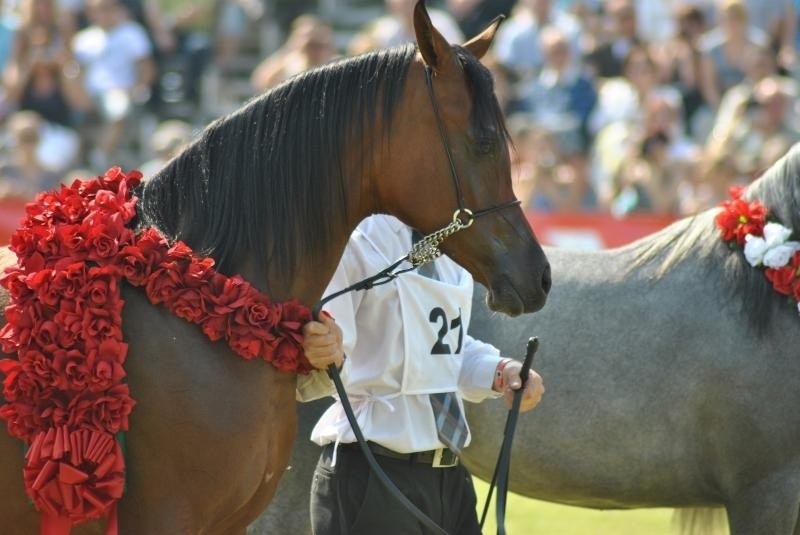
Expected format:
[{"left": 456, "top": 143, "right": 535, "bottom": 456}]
[{"left": 252, "top": 146, "right": 800, "bottom": 534}]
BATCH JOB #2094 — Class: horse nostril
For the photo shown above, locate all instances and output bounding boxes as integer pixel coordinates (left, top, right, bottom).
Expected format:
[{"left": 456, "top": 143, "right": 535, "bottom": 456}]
[{"left": 541, "top": 263, "right": 552, "bottom": 295}]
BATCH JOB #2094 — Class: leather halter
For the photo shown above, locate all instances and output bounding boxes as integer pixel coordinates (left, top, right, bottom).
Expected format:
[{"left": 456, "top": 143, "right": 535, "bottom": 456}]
[{"left": 422, "top": 65, "right": 521, "bottom": 227}]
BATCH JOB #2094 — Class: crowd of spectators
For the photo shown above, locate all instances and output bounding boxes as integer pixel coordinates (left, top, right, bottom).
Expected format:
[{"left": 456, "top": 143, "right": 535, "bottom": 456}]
[{"left": 0, "top": 0, "right": 797, "bottom": 220}]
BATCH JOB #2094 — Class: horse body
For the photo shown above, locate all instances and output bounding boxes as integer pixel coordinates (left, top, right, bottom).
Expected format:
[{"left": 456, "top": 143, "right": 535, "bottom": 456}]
[
  {"left": 257, "top": 147, "right": 800, "bottom": 535},
  {"left": 466, "top": 239, "right": 800, "bottom": 522},
  {"left": 0, "top": 3, "right": 550, "bottom": 532},
  {"left": 461, "top": 150, "right": 800, "bottom": 533}
]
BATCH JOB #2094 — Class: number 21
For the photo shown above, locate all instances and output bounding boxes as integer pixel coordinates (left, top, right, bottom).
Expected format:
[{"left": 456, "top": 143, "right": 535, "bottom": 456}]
[{"left": 429, "top": 307, "right": 463, "bottom": 355}]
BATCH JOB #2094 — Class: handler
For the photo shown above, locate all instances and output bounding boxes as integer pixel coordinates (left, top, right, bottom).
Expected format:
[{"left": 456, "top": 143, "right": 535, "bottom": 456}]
[{"left": 299, "top": 214, "right": 545, "bottom": 535}]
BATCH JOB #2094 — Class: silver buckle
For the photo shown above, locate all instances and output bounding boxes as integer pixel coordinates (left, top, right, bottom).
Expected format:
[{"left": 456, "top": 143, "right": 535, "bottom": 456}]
[{"left": 432, "top": 448, "right": 458, "bottom": 468}]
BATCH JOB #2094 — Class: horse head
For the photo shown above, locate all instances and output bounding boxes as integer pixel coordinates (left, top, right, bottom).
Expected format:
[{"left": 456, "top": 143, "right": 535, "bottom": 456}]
[{"left": 375, "top": 1, "right": 550, "bottom": 315}]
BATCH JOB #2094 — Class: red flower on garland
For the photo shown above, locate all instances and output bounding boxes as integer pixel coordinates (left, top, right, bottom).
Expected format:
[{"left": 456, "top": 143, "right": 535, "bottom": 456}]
[
  {"left": 765, "top": 251, "right": 800, "bottom": 298},
  {"left": 0, "top": 167, "right": 313, "bottom": 531},
  {"left": 718, "top": 188, "right": 800, "bottom": 316},
  {"left": 715, "top": 186, "right": 768, "bottom": 246}
]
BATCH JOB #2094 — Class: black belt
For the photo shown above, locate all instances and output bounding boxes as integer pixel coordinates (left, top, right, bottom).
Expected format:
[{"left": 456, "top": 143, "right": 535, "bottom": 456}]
[{"left": 337, "top": 441, "right": 459, "bottom": 468}]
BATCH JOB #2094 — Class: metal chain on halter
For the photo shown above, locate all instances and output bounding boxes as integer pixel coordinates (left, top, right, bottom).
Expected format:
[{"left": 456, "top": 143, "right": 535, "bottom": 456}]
[{"left": 408, "top": 209, "right": 474, "bottom": 266}]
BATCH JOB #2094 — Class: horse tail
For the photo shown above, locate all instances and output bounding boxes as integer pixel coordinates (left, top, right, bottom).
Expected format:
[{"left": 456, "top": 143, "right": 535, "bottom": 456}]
[{"left": 672, "top": 507, "right": 728, "bottom": 535}]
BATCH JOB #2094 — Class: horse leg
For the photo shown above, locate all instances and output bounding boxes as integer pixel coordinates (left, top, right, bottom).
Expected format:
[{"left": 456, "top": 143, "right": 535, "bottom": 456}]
[{"left": 726, "top": 471, "right": 800, "bottom": 535}]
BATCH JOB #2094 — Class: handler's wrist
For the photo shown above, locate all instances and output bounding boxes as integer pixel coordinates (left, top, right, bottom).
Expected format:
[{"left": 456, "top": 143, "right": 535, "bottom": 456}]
[{"left": 492, "top": 359, "right": 513, "bottom": 392}]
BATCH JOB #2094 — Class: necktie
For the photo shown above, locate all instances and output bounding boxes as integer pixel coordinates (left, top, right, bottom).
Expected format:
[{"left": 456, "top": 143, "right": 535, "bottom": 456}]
[
  {"left": 429, "top": 391, "right": 468, "bottom": 455},
  {"left": 410, "top": 230, "right": 469, "bottom": 454}
]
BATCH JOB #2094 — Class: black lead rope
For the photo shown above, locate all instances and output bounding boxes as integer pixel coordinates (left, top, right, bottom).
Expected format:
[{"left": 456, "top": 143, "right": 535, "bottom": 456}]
[
  {"left": 480, "top": 337, "right": 539, "bottom": 534},
  {"left": 312, "top": 259, "right": 449, "bottom": 535}
]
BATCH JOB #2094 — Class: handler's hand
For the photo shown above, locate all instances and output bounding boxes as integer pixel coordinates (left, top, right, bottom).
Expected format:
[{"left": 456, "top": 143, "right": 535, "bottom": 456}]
[
  {"left": 496, "top": 360, "right": 544, "bottom": 412},
  {"left": 302, "top": 313, "right": 344, "bottom": 371}
]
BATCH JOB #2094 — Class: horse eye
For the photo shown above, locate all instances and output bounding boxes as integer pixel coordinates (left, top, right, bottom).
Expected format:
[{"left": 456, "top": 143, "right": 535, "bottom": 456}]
[{"left": 475, "top": 138, "right": 495, "bottom": 155}]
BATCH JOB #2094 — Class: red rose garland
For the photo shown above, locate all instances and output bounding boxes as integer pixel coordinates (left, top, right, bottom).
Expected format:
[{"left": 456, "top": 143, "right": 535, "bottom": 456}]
[
  {"left": 716, "top": 186, "right": 800, "bottom": 313},
  {"left": 0, "top": 167, "right": 313, "bottom": 532}
]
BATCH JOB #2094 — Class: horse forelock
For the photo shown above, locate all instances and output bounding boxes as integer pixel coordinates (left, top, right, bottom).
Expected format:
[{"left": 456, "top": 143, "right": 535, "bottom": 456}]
[
  {"left": 137, "top": 44, "right": 417, "bottom": 278},
  {"left": 631, "top": 143, "right": 800, "bottom": 334}
]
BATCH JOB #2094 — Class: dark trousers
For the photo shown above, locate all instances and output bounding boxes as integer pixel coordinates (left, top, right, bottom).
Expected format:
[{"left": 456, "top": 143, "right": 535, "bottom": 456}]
[{"left": 310, "top": 444, "right": 481, "bottom": 535}]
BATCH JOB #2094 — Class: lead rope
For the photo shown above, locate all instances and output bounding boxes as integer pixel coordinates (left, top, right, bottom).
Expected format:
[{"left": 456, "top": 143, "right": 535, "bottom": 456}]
[{"left": 479, "top": 337, "right": 539, "bottom": 534}]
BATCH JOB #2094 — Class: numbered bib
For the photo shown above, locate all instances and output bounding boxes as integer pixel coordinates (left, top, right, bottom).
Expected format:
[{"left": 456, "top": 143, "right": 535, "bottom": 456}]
[{"left": 396, "top": 261, "right": 473, "bottom": 395}]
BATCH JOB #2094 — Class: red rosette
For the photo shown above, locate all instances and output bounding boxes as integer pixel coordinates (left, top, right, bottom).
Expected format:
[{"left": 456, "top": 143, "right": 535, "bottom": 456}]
[
  {"left": 715, "top": 188, "right": 768, "bottom": 246},
  {"left": 23, "top": 427, "right": 125, "bottom": 523},
  {"left": 269, "top": 300, "right": 314, "bottom": 374},
  {"left": 116, "top": 229, "right": 169, "bottom": 287}
]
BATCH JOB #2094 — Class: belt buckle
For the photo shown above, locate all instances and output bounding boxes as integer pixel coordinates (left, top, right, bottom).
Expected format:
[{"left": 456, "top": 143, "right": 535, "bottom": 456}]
[{"left": 432, "top": 448, "right": 458, "bottom": 468}]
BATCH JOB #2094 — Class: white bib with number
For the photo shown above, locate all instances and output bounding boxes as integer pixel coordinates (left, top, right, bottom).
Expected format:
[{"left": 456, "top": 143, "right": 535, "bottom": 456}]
[{"left": 396, "top": 261, "right": 473, "bottom": 395}]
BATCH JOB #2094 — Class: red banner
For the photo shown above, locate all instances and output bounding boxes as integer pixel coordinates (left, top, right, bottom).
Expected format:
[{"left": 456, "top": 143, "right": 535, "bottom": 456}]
[{"left": 526, "top": 212, "right": 677, "bottom": 250}]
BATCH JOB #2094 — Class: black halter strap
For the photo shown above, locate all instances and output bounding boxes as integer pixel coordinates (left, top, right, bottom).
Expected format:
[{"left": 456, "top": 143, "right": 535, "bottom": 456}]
[
  {"left": 422, "top": 65, "right": 521, "bottom": 222},
  {"left": 311, "top": 63, "right": 528, "bottom": 535}
]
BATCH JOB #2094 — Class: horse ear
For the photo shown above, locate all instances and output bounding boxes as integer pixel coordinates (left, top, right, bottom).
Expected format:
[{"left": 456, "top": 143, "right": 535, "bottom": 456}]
[
  {"left": 413, "top": 0, "right": 454, "bottom": 73},
  {"left": 462, "top": 15, "right": 503, "bottom": 60}
]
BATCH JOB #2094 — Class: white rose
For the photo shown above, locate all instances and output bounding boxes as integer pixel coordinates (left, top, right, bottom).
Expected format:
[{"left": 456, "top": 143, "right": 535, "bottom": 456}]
[
  {"left": 763, "top": 223, "right": 793, "bottom": 247},
  {"left": 744, "top": 234, "right": 768, "bottom": 266},
  {"left": 763, "top": 242, "right": 800, "bottom": 268},
  {"left": 797, "top": 301, "right": 800, "bottom": 316}
]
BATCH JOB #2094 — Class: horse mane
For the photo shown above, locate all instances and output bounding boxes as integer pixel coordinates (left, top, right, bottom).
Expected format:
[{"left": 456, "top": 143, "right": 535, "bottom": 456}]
[
  {"left": 631, "top": 144, "right": 800, "bottom": 333},
  {"left": 137, "top": 44, "right": 417, "bottom": 277}
]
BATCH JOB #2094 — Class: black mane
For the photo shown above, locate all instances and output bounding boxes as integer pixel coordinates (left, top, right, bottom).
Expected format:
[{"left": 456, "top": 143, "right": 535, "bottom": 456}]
[
  {"left": 632, "top": 144, "right": 800, "bottom": 333},
  {"left": 137, "top": 43, "right": 508, "bottom": 282},
  {"left": 137, "top": 45, "right": 416, "bottom": 277}
]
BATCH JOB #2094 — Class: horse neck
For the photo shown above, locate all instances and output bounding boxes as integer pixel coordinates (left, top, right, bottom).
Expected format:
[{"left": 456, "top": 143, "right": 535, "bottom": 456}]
[{"left": 239, "top": 172, "right": 373, "bottom": 307}]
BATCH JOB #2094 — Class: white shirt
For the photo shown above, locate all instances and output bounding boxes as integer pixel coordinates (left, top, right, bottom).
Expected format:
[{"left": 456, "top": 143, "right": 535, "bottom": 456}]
[
  {"left": 297, "top": 215, "right": 503, "bottom": 454},
  {"left": 72, "top": 20, "right": 152, "bottom": 96}
]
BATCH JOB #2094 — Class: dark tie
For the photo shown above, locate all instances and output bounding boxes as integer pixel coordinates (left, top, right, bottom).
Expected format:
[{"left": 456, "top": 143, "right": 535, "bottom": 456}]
[{"left": 429, "top": 391, "right": 468, "bottom": 455}]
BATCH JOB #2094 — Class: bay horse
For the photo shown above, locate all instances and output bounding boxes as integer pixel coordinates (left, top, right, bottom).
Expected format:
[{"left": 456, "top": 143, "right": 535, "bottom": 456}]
[
  {"left": 0, "top": 2, "right": 551, "bottom": 533},
  {"left": 254, "top": 145, "right": 800, "bottom": 535}
]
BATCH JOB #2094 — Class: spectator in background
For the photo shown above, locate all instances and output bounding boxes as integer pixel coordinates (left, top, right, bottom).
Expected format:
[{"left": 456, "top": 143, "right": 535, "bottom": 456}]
[
  {"left": 743, "top": 0, "right": 796, "bottom": 69},
  {"left": 72, "top": 0, "right": 155, "bottom": 167},
  {"left": 635, "top": 0, "right": 675, "bottom": 44},
  {"left": 0, "top": 0, "right": 17, "bottom": 75},
  {"left": 508, "top": 115, "right": 594, "bottom": 212},
  {"left": 611, "top": 93, "right": 697, "bottom": 215},
  {"left": 697, "top": 0, "right": 767, "bottom": 110},
  {"left": 516, "top": 26, "right": 597, "bottom": 155},
  {"left": 3, "top": 0, "right": 88, "bottom": 172},
  {"left": 589, "top": 46, "right": 683, "bottom": 207},
  {"left": 349, "top": 0, "right": 463, "bottom": 53},
  {"left": 653, "top": 4, "right": 709, "bottom": 139},
  {"left": 139, "top": 119, "right": 192, "bottom": 179},
  {"left": 120, "top": 0, "right": 176, "bottom": 58},
  {"left": 707, "top": 44, "right": 781, "bottom": 144},
  {"left": 718, "top": 76, "right": 800, "bottom": 178},
  {"left": 589, "top": 45, "right": 679, "bottom": 135},
  {"left": 214, "top": 0, "right": 263, "bottom": 68},
  {"left": 584, "top": 0, "right": 641, "bottom": 79},
  {"left": 251, "top": 15, "right": 337, "bottom": 92},
  {"left": 493, "top": 0, "right": 582, "bottom": 81},
  {"left": 0, "top": 111, "right": 61, "bottom": 200}
]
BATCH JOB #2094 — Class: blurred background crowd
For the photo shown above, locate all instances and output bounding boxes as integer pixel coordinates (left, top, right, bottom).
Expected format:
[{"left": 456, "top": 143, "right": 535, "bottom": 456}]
[{"left": 0, "top": 0, "right": 798, "bottom": 219}]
